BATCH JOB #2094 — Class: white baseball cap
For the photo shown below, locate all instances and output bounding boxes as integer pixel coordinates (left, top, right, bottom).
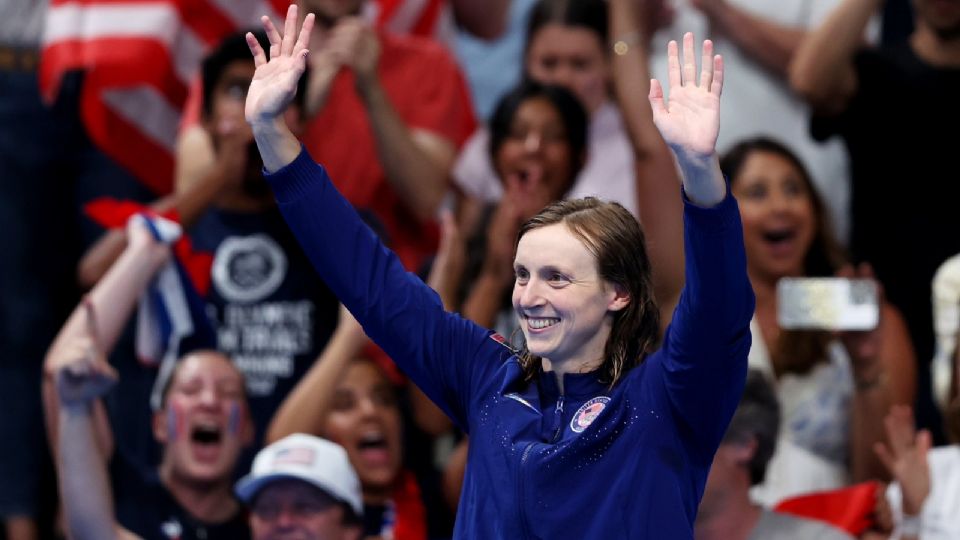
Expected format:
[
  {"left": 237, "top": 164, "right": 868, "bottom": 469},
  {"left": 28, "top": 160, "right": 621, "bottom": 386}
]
[{"left": 235, "top": 433, "right": 363, "bottom": 516}]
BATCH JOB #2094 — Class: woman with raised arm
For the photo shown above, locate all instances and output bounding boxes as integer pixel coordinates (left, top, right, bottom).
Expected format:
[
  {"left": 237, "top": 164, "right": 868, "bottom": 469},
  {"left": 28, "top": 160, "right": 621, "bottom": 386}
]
[{"left": 245, "top": 5, "right": 753, "bottom": 538}]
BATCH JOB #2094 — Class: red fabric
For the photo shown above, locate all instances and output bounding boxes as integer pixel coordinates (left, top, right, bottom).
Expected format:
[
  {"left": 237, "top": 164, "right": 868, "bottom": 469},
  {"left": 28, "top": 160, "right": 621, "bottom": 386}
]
[
  {"left": 40, "top": 0, "right": 284, "bottom": 195},
  {"left": 84, "top": 197, "right": 178, "bottom": 228},
  {"left": 774, "top": 481, "right": 880, "bottom": 536},
  {"left": 301, "top": 31, "right": 475, "bottom": 270},
  {"left": 392, "top": 470, "right": 428, "bottom": 540},
  {"left": 376, "top": 0, "right": 447, "bottom": 38},
  {"left": 83, "top": 198, "right": 213, "bottom": 295}
]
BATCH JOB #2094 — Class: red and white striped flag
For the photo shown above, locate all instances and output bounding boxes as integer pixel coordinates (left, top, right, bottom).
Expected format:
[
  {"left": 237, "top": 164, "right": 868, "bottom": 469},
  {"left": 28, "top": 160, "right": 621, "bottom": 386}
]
[{"left": 39, "top": 0, "right": 289, "bottom": 195}]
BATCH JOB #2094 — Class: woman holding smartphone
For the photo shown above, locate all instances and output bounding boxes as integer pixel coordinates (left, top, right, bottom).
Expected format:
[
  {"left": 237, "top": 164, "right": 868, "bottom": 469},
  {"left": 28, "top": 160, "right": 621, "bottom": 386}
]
[{"left": 245, "top": 5, "right": 753, "bottom": 538}]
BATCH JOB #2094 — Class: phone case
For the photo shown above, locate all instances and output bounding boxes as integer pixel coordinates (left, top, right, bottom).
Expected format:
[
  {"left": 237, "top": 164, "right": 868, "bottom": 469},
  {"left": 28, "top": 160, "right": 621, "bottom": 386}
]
[{"left": 777, "top": 277, "right": 879, "bottom": 331}]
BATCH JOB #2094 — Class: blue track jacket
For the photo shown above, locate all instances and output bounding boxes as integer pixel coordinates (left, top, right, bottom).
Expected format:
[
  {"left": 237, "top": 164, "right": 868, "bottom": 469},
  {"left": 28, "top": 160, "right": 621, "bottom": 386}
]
[{"left": 266, "top": 149, "right": 754, "bottom": 539}]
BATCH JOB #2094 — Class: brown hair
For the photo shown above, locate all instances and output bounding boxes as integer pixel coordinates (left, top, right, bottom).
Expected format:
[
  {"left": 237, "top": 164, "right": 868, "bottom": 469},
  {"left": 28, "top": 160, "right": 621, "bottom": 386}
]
[
  {"left": 722, "top": 137, "right": 846, "bottom": 376},
  {"left": 515, "top": 197, "right": 660, "bottom": 387}
]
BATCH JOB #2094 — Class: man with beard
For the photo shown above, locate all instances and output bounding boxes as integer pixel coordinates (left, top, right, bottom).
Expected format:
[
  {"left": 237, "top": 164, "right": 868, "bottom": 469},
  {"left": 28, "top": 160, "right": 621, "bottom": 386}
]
[{"left": 790, "top": 0, "right": 960, "bottom": 439}]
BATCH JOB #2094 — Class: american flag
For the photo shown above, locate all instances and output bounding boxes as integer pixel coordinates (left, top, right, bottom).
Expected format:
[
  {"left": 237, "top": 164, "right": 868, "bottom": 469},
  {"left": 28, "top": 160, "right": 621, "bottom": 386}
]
[
  {"left": 39, "top": 0, "right": 452, "bottom": 196},
  {"left": 273, "top": 445, "right": 317, "bottom": 467},
  {"left": 39, "top": 0, "right": 290, "bottom": 195}
]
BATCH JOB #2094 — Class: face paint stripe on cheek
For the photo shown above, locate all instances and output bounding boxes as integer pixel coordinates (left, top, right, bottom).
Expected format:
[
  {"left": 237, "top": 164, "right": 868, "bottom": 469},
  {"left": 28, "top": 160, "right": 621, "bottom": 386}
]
[
  {"left": 228, "top": 402, "right": 241, "bottom": 436},
  {"left": 168, "top": 403, "right": 186, "bottom": 442}
]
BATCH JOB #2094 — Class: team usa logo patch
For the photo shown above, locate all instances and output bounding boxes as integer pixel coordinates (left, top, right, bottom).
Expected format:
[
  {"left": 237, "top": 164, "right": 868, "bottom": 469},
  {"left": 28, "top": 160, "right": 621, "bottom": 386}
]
[{"left": 570, "top": 396, "right": 610, "bottom": 433}]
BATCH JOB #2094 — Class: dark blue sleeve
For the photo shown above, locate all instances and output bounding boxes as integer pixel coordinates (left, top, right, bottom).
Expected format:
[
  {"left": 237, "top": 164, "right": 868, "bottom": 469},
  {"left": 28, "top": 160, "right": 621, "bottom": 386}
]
[
  {"left": 653, "top": 189, "right": 755, "bottom": 461},
  {"left": 264, "top": 148, "right": 497, "bottom": 431}
]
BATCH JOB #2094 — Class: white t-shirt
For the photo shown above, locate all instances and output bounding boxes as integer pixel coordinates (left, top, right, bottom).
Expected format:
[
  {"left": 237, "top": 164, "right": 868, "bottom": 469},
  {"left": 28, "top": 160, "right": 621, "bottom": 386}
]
[
  {"left": 452, "top": 100, "right": 638, "bottom": 217},
  {"left": 887, "top": 446, "right": 960, "bottom": 540},
  {"left": 748, "top": 319, "right": 854, "bottom": 506}
]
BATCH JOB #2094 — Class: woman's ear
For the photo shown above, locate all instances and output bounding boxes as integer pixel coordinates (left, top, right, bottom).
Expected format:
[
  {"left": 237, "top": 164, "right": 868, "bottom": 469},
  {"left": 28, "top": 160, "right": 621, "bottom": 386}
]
[{"left": 608, "top": 282, "right": 631, "bottom": 312}]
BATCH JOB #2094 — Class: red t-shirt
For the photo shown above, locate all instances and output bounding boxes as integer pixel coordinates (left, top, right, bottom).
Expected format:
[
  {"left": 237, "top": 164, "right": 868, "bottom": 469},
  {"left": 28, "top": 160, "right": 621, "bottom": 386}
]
[{"left": 302, "top": 31, "right": 475, "bottom": 270}]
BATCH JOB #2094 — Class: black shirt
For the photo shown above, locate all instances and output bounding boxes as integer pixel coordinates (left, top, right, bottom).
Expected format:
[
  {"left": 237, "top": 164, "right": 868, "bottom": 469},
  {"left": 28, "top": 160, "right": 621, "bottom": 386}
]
[{"left": 111, "top": 454, "right": 251, "bottom": 540}]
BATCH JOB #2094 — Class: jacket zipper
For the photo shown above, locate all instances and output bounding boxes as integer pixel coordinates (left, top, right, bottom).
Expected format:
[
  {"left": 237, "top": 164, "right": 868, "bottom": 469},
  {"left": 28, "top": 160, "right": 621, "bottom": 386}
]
[
  {"left": 518, "top": 442, "right": 536, "bottom": 540},
  {"left": 517, "top": 395, "right": 566, "bottom": 539},
  {"left": 550, "top": 395, "right": 565, "bottom": 442}
]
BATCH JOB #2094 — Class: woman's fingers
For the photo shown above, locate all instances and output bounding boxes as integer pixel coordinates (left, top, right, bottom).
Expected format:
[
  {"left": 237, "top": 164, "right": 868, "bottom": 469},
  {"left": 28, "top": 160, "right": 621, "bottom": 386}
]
[
  {"left": 295, "top": 13, "right": 316, "bottom": 55},
  {"left": 281, "top": 4, "right": 298, "bottom": 56},
  {"left": 263, "top": 15, "right": 282, "bottom": 59},
  {"left": 247, "top": 32, "right": 267, "bottom": 66},
  {"left": 667, "top": 40, "right": 681, "bottom": 90},
  {"left": 682, "top": 32, "right": 696, "bottom": 87},
  {"left": 698, "top": 39, "right": 713, "bottom": 89},
  {"left": 711, "top": 54, "right": 724, "bottom": 96}
]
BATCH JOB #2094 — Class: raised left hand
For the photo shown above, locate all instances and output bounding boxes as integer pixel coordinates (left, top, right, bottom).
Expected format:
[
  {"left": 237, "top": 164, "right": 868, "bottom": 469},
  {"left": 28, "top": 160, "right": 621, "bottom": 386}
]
[{"left": 649, "top": 32, "right": 723, "bottom": 157}]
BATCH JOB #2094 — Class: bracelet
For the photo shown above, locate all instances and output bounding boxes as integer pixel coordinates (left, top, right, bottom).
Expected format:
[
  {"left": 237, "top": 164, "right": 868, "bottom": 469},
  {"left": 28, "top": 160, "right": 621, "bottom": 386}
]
[
  {"left": 612, "top": 31, "right": 643, "bottom": 56},
  {"left": 899, "top": 513, "right": 922, "bottom": 537}
]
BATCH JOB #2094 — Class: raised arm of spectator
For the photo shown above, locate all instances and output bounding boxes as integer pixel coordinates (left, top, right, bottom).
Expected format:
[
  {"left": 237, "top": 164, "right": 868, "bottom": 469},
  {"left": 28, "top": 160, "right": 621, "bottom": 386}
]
[
  {"left": 451, "top": 0, "right": 509, "bottom": 40},
  {"left": 609, "top": 0, "right": 686, "bottom": 328},
  {"left": 266, "top": 212, "right": 460, "bottom": 442},
  {"left": 690, "top": 0, "right": 810, "bottom": 77},
  {"left": 789, "top": 0, "right": 880, "bottom": 113},
  {"left": 45, "top": 221, "right": 171, "bottom": 456},
  {"left": 841, "top": 265, "right": 918, "bottom": 481},
  {"left": 266, "top": 304, "right": 369, "bottom": 443},
  {"left": 322, "top": 18, "right": 457, "bottom": 223},
  {"left": 49, "top": 305, "right": 141, "bottom": 540},
  {"left": 43, "top": 223, "right": 169, "bottom": 540}
]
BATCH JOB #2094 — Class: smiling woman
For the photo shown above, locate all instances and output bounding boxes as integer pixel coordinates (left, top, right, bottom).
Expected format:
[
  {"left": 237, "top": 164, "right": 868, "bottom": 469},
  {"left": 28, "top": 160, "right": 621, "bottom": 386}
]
[
  {"left": 512, "top": 198, "right": 657, "bottom": 388},
  {"left": 246, "top": 5, "right": 752, "bottom": 538}
]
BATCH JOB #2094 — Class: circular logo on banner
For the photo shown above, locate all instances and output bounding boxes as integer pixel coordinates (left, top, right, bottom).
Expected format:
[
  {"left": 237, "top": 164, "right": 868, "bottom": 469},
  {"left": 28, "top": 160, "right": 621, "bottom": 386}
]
[
  {"left": 570, "top": 396, "right": 610, "bottom": 433},
  {"left": 212, "top": 234, "right": 287, "bottom": 303}
]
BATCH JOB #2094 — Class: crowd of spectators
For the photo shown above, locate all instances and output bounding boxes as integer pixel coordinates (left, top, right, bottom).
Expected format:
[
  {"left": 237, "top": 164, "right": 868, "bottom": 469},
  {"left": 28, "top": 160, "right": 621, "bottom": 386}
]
[{"left": 1, "top": 0, "right": 959, "bottom": 538}]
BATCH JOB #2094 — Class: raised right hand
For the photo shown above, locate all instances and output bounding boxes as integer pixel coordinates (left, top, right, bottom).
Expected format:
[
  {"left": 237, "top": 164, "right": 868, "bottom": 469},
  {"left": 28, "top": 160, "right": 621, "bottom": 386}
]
[{"left": 245, "top": 5, "right": 316, "bottom": 126}]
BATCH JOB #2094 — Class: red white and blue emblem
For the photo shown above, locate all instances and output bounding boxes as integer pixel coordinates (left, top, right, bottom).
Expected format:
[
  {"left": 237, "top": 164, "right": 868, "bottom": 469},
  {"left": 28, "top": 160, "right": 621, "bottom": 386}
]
[{"left": 570, "top": 396, "right": 610, "bottom": 433}]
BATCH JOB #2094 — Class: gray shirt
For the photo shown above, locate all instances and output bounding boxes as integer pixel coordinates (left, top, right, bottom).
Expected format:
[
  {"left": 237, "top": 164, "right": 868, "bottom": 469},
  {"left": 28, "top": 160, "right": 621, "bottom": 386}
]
[
  {"left": 0, "top": 0, "right": 47, "bottom": 48},
  {"left": 749, "top": 509, "right": 854, "bottom": 540}
]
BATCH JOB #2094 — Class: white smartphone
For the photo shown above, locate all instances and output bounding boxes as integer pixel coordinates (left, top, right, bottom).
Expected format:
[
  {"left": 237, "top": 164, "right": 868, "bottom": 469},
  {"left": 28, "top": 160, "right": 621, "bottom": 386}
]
[{"left": 777, "top": 277, "right": 879, "bottom": 331}]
